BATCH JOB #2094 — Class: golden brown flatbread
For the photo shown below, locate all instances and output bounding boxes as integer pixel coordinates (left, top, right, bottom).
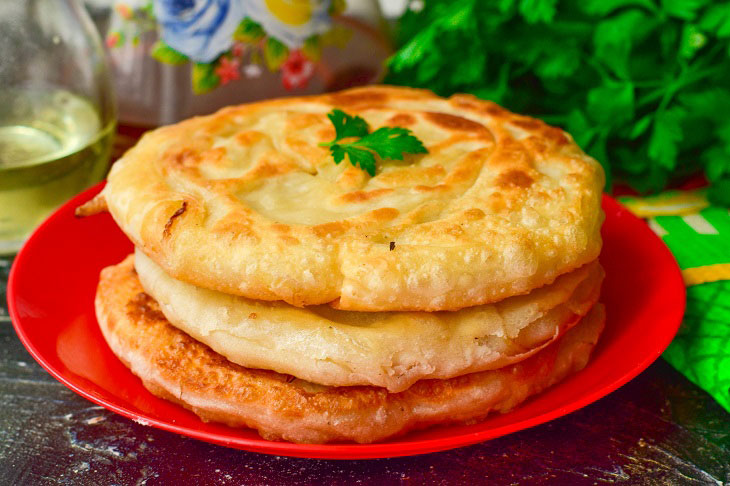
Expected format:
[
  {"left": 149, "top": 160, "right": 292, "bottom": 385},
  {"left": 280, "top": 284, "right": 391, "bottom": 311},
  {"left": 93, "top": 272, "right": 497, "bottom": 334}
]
[
  {"left": 100, "top": 85, "right": 604, "bottom": 311},
  {"left": 135, "top": 249, "right": 603, "bottom": 392},
  {"left": 95, "top": 256, "right": 605, "bottom": 444}
]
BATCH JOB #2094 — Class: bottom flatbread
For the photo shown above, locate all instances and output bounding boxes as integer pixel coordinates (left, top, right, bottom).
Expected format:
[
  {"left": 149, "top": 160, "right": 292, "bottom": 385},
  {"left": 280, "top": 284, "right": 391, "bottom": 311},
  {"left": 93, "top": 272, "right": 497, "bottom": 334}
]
[{"left": 95, "top": 256, "right": 606, "bottom": 444}]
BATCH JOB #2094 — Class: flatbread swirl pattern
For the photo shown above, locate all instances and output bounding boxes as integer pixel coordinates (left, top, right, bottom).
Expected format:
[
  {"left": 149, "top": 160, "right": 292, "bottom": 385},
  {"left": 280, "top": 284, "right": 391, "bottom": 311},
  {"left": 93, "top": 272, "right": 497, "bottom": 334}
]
[
  {"left": 99, "top": 85, "right": 604, "bottom": 311},
  {"left": 136, "top": 250, "right": 603, "bottom": 392},
  {"left": 96, "top": 256, "right": 606, "bottom": 444}
]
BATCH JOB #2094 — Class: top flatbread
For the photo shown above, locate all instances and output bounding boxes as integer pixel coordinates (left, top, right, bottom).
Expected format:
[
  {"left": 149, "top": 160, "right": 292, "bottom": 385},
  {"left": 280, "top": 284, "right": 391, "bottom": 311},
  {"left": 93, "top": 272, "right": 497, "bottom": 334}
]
[{"left": 101, "top": 85, "right": 604, "bottom": 311}]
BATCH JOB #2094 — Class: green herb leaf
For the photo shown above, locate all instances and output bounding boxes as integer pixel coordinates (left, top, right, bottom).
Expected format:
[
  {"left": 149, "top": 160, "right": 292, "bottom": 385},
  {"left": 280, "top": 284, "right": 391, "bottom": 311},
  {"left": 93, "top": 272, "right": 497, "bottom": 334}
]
[
  {"left": 351, "top": 127, "right": 429, "bottom": 161},
  {"left": 648, "top": 106, "right": 687, "bottom": 170},
  {"left": 704, "top": 123, "right": 730, "bottom": 183},
  {"left": 386, "top": 0, "right": 730, "bottom": 196},
  {"left": 660, "top": 0, "right": 710, "bottom": 21},
  {"left": 579, "top": 0, "right": 656, "bottom": 16},
  {"left": 387, "top": 0, "right": 478, "bottom": 74},
  {"left": 320, "top": 109, "right": 429, "bottom": 176},
  {"left": 518, "top": 0, "right": 557, "bottom": 24},
  {"left": 335, "top": 144, "right": 378, "bottom": 176},
  {"left": 679, "top": 24, "right": 707, "bottom": 58},
  {"left": 679, "top": 89, "right": 730, "bottom": 121},
  {"left": 535, "top": 45, "right": 580, "bottom": 79},
  {"left": 629, "top": 114, "right": 653, "bottom": 140},
  {"left": 327, "top": 109, "right": 369, "bottom": 140},
  {"left": 704, "top": 145, "right": 730, "bottom": 181},
  {"left": 587, "top": 81, "right": 635, "bottom": 125},
  {"left": 565, "top": 109, "right": 596, "bottom": 149},
  {"left": 708, "top": 177, "right": 730, "bottom": 206},
  {"left": 699, "top": 3, "right": 730, "bottom": 37},
  {"left": 330, "top": 144, "right": 346, "bottom": 165},
  {"left": 593, "top": 9, "right": 654, "bottom": 78}
]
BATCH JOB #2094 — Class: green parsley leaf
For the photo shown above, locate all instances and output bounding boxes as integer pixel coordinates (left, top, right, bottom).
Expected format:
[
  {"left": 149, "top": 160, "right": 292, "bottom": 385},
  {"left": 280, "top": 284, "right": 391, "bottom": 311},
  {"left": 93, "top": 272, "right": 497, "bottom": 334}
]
[
  {"left": 629, "top": 114, "right": 653, "bottom": 140},
  {"left": 386, "top": 0, "right": 730, "bottom": 196},
  {"left": 350, "top": 127, "right": 428, "bottom": 161},
  {"left": 535, "top": 45, "right": 581, "bottom": 79},
  {"left": 704, "top": 145, "right": 730, "bottom": 181},
  {"left": 660, "top": 0, "right": 710, "bottom": 21},
  {"left": 699, "top": 3, "right": 730, "bottom": 37},
  {"left": 388, "top": 0, "right": 478, "bottom": 74},
  {"left": 519, "top": 0, "right": 557, "bottom": 24},
  {"left": 338, "top": 144, "right": 377, "bottom": 176},
  {"left": 565, "top": 109, "right": 596, "bottom": 149},
  {"left": 593, "top": 9, "right": 655, "bottom": 78},
  {"left": 679, "top": 24, "right": 708, "bottom": 59},
  {"left": 330, "top": 144, "right": 346, "bottom": 165},
  {"left": 648, "top": 106, "right": 687, "bottom": 170},
  {"left": 579, "top": 0, "right": 656, "bottom": 17},
  {"left": 707, "top": 177, "right": 730, "bottom": 206},
  {"left": 704, "top": 123, "right": 730, "bottom": 183},
  {"left": 587, "top": 81, "right": 635, "bottom": 125},
  {"left": 326, "top": 109, "right": 369, "bottom": 140},
  {"left": 678, "top": 89, "right": 730, "bottom": 122},
  {"left": 320, "top": 110, "right": 429, "bottom": 176}
]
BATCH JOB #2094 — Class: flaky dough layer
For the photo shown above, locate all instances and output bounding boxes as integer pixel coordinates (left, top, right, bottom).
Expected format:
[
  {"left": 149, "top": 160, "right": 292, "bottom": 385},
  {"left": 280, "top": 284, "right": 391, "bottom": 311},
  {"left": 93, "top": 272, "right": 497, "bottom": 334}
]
[
  {"left": 101, "top": 85, "right": 604, "bottom": 311},
  {"left": 95, "top": 256, "right": 605, "bottom": 444},
  {"left": 135, "top": 250, "right": 603, "bottom": 392}
]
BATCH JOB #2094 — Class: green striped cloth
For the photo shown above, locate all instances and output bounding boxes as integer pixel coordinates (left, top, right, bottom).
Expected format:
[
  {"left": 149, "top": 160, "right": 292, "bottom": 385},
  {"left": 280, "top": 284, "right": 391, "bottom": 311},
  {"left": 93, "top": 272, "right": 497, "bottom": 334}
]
[{"left": 620, "top": 191, "right": 730, "bottom": 413}]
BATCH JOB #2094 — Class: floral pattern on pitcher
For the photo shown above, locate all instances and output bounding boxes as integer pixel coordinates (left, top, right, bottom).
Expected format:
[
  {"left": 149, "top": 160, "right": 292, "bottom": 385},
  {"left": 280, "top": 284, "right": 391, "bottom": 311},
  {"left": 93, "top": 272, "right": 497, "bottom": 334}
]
[{"left": 106, "top": 0, "right": 350, "bottom": 94}]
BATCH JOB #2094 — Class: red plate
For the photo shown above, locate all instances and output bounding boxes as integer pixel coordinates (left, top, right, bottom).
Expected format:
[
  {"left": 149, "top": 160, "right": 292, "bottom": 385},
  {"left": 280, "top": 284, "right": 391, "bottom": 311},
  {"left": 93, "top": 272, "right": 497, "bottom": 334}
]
[{"left": 8, "top": 183, "right": 685, "bottom": 459}]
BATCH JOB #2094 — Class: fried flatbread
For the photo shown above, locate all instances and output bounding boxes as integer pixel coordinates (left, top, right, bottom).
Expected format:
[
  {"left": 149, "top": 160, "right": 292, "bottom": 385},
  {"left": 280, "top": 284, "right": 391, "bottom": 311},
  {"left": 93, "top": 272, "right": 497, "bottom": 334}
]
[
  {"left": 96, "top": 256, "right": 605, "bottom": 444},
  {"left": 101, "top": 85, "right": 604, "bottom": 311},
  {"left": 135, "top": 249, "right": 603, "bottom": 392}
]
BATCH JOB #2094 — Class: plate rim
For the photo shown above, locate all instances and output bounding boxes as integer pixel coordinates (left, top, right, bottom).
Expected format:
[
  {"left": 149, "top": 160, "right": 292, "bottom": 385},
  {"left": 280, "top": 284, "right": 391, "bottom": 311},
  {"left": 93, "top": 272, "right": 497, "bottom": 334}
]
[{"left": 7, "top": 183, "right": 686, "bottom": 459}]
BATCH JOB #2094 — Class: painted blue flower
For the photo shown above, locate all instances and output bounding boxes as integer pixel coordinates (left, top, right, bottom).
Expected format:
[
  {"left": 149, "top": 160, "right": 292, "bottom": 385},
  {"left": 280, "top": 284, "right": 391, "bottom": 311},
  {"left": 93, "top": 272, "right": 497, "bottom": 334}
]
[{"left": 154, "top": 0, "right": 245, "bottom": 63}]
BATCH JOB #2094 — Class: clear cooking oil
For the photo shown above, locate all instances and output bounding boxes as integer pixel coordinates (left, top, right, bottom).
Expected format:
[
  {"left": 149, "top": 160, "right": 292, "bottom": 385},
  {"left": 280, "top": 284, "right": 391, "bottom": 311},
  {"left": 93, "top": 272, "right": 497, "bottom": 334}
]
[{"left": 0, "top": 88, "right": 114, "bottom": 253}]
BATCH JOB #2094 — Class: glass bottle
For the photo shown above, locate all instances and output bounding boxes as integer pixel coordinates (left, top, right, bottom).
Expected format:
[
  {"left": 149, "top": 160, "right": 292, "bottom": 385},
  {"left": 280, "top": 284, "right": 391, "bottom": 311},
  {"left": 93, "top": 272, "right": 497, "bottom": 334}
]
[{"left": 0, "top": 0, "right": 116, "bottom": 254}]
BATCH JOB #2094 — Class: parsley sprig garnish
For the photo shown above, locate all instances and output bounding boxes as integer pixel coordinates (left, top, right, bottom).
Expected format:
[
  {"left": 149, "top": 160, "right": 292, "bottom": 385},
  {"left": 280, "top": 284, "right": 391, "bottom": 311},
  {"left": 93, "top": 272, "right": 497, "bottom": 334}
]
[
  {"left": 386, "top": 0, "right": 730, "bottom": 203},
  {"left": 319, "top": 109, "right": 428, "bottom": 176}
]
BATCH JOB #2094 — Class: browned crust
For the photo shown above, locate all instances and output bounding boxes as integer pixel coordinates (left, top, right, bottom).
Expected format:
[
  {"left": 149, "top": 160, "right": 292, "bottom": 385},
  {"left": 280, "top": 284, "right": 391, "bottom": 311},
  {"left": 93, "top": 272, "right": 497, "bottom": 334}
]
[
  {"left": 74, "top": 194, "right": 107, "bottom": 217},
  {"left": 162, "top": 201, "right": 188, "bottom": 238},
  {"left": 102, "top": 85, "right": 605, "bottom": 311},
  {"left": 95, "top": 256, "right": 606, "bottom": 444}
]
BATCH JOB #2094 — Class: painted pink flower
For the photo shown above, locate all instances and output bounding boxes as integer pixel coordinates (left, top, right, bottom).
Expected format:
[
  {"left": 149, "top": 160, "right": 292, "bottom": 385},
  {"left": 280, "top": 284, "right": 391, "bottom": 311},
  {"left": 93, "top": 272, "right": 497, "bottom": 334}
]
[
  {"left": 215, "top": 57, "right": 241, "bottom": 85},
  {"left": 281, "top": 50, "right": 315, "bottom": 91}
]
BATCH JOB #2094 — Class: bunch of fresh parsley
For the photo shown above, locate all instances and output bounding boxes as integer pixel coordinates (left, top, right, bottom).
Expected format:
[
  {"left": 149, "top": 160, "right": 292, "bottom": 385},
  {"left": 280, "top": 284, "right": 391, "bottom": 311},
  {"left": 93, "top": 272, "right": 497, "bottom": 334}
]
[
  {"left": 385, "top": 0, "right": 730, "bottom": 202},
  {"left": 320, "top": 109, "right": 428, "bottom": 176}
]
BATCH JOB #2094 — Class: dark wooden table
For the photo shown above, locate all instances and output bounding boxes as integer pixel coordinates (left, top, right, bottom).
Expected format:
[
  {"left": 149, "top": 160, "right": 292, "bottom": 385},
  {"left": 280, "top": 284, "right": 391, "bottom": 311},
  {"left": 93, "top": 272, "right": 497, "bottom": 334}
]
[{"left": 1, "top": 254, "right": 729, "bottom": 485}]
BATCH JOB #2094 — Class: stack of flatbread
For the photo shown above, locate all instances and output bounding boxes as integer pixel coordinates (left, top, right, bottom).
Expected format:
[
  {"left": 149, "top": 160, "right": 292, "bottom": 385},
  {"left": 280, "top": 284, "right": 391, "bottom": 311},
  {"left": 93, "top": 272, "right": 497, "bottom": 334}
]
[{"left": 84, "top": 86, "right": 606, "bottom": 444}]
